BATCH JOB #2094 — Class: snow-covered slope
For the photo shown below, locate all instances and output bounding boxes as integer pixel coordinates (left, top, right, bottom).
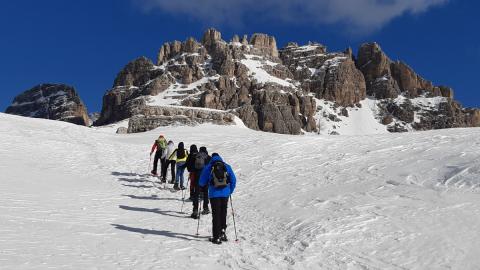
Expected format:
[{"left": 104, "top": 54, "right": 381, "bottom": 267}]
[
  {"left": 1, "top": 113, "right": 480, "bottom": 269},
  {"left": 315, "top": 98, "right": 388, "bottom": 135}
]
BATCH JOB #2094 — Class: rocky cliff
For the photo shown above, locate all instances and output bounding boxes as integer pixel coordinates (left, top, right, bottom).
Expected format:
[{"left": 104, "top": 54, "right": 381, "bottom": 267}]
[
  {"left": 95, "top": 28, "right": 479, "bottom": 134},
  {"left": 6, "top": 84, "right": 90, "bottom": 126}
]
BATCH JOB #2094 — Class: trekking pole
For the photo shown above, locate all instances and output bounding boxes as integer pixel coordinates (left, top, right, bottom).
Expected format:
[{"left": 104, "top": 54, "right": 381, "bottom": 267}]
[
  {"left": 230, "top": 195, "right": 239, "bottom": 242},
  {"left": 148, "top": 155, "right": 152, "bottom": 174},
  {"left": 180, "top": 177, "right": 190, "bottom": 213},
  {"left": 196, "top": 201, "right": 202, "bottom": 236}
]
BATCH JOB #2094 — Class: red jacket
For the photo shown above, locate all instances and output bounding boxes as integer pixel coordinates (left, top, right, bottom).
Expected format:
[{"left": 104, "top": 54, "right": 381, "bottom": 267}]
[{"left": 151, "top": 142, "right": 158, "bottom": 153}]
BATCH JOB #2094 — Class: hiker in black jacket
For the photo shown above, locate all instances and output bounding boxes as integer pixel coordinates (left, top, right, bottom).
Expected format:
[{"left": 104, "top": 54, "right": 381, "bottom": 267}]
[
  {"left": 185, "top": 144, "right": 198, "bottom": 200},
  {"left": 190, "top": 146, "right": 211, "bottom": 219}
]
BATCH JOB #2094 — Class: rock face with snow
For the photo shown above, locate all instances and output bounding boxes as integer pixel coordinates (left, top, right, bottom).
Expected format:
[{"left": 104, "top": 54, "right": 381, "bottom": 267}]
[
  {"left": 280, "top": 43, "right": 366, "bottom": 107},
  {"left": 357, "top": 43, "right": 452, "bottom": 100},
  {"left": 5, "top": 84, "right": 89, "bottom": 126},
  {"left": 95, "top": 28, "right": 479, "bottom": 134}
]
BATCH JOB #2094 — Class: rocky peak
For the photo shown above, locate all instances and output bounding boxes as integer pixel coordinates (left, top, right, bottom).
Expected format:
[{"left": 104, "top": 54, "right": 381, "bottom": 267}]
[
  {"left": 5, "top": 84, "right": 90, "bottom": 126},
  {"left": 114, "top": 57, "right": 156, "bottom": 87},
  {"left": 184, "top": 37, "right": 199, "bottom": 53},
  {"left": 356, "top": 42, "right": 451, "bottom": 100},
  {"left": 157, "top": 38, "right": 203, "bottom": 65},
  {"left": 249, "top": 33, "right": 279, "bottom": 58},
  {"left": 202, "top": 28, "right": 223, "bottom": 52},
  {"left": 241, "top": 35, "right": 249, "bottom": 45},
  {"left": 357, "top": 43, "right": 392, "bottom": 86},
  {"left": 390, "top": 60, "right": 434, "bottom": 97},
  {"left": 231, "top": 35, "right": 240, "bottom": 43}
]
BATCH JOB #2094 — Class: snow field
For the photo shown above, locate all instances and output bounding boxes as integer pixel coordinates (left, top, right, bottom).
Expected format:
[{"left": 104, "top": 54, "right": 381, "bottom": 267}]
[{"left": 1, "top": 113, "right": 480, "bottom": 269}]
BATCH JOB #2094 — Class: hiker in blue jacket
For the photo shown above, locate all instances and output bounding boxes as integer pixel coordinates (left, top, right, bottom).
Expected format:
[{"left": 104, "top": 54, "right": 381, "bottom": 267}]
[{"left": 199, "top": 153, "right": 236, "bottom": 245}]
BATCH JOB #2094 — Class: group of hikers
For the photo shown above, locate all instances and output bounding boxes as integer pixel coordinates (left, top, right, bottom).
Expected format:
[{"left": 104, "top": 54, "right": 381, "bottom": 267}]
[{"left": 149, "top": 134, "right": 237, "bottom": 245}]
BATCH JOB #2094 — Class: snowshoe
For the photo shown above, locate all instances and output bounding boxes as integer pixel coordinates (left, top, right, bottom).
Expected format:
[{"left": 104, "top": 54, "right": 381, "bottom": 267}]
[
  {"left": 201, "top": 208, "right": 210, "bottom": 215},
  {"left": 209, "top": 237, "right": 222, "bottom": 245}
]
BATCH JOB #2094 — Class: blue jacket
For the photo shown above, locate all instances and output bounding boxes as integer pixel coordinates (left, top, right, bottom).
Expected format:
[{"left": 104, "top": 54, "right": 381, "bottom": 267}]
[{"left": 199, "top": 155, "right": 236, "bottom": 198}]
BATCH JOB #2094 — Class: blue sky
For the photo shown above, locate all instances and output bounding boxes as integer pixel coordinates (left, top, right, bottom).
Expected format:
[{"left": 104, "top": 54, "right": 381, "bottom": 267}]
[{"left": 1, "top": 0, "right": 479, "bottom": 113}]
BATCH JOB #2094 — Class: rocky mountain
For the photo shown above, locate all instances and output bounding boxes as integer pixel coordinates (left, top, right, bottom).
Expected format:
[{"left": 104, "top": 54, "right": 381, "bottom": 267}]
[
  {"left": 93, "top": 28, "right": 479, "bottom": 134},
  {"left": 6, "top": 84, "right": 90, "bottom": 126}
]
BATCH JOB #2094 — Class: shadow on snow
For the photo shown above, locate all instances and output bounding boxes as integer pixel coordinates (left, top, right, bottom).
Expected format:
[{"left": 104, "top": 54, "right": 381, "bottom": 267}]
[
  {"left": 119, "top": 205, "right": 186, "bottom": 218},
  {"left": 122, "top": 194, "right": 182, "bottom": 201},
  {"left": 111, "top": 224, "right": 208, "bottom": 241}
]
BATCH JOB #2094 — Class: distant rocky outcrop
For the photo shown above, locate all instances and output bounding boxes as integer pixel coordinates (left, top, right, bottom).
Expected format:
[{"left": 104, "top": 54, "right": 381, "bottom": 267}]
[
  {"left": 356, "top": 42, "right": 453, "bottom": 100},
  {"left": 5, "top": 84, "right": 89, "bottom": 126},
  {"left": 94, "top": 28, "right": 479, "bottom": 134},
  {"left": 127, "top": 106, "right": 235, "bottom": 133}
]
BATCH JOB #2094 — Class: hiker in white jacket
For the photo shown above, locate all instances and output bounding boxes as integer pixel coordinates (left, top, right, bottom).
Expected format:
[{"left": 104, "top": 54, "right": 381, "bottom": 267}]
[{"left": 161, "top": 140, "right": 176, "bottom": 183}]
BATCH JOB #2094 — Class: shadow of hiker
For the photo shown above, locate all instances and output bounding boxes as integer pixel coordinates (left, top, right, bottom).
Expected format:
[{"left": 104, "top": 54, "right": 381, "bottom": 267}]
[
  {"left": 112, "top": 172, "right": 151, "bottom": 177},
  {"left": 122, "top": 195, "right": 182, "bottom": 201},
  {"left": 118, "top": 178, "right": 150, "bottom": 183},
  {"left": 113, "top": 172, "right": 161, "bottom": 189},
  {"left": 111, "top": 224, "right": 208, "bottom": 241},
  {"left": 119, "top": 205, "right": 186, "bottom": 218},
  {"left": 121, "top": 184, "right": 155, "bottom": 189}
]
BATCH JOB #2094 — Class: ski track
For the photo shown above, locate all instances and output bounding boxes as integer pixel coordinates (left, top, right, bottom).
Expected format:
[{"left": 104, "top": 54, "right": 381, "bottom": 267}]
[{"left": 1, "top": 113, "right": 480, "bottom": 269}]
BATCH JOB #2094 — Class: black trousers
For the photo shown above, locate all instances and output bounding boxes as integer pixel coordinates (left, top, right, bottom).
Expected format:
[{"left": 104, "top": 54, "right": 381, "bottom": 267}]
[
  {"left": 159, "top": 158, "right": 167, "bottom": 179},
  {"left": 163, "top": 160, "right": 176, "bottom": 182},
  {"left": 192, "top": 172, "right": 209, "bottom": 211},
  {"left": 210, "top": 197, "right": 228, "bottom": 239},
  {"left": 152, "top": 151, "right": 163, "bottom": 174}
]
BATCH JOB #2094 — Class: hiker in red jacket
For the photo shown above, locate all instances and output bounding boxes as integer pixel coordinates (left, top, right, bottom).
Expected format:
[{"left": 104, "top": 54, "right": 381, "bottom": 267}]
[{"left": 150, "top": 135, "right": 167, "bottom": 177}]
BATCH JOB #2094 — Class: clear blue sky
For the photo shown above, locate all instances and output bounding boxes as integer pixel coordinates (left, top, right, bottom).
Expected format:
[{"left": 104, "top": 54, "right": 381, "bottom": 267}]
[{"left": 1, "top": 0, "right": 479, "bottom": 113}]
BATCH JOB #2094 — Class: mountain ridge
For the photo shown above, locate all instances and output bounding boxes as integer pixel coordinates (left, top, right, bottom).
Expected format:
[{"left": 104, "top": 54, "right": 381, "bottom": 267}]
[{"left": 5, "top": 28, "right": 479, "bottom": 134}]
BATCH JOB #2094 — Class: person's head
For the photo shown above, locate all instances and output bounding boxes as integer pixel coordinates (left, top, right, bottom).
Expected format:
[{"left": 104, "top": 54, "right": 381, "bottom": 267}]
[
  {"left": 178, "top": 142, "right": 184, "bottom": 149},
  {"left": 158, "top": 134, "right": 164, "bottom": 139},
  {"left": 199, "top": 146, "right": 208, "bottom": 154},
  {"left": 190, "top": 144, "right": 198, "bottom": 153},
  {"left": 210, "top": 152, "right": 223, "bottom": 162},
  {"left": 168, "top": 140, "right": 174, "bottom": 145}
]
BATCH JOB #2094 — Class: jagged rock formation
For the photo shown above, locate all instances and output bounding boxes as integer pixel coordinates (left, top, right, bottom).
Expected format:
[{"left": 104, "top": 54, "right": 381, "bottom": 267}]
[
  {"left": 279, "top": 43, "right": 366, "bottom": 107},
  {"left": 5, "top": 84, "right": 89, "bottom": 126},
  {"left": 356, "top": 42, "right": 478, "bottom": 132},
  {"left": 97, "top": 29, "right": 317, "bottom": 134},
  {"left": 95, "top": 28, "right": 479, "bottom": 134},
  {"left": 356, "top": 42, "right": 453, "bottom": 100}
]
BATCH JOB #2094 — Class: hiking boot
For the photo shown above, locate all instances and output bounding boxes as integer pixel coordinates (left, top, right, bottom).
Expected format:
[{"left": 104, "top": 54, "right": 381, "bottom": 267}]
[
  {"left": 209, "top": 237, "right": 222, "bottom": 245},
  {"left": 161, "top": 178, "right": 166, "bottom": 183},
  {"left": 151, "top": 170, "right": 157, "bottom": 176},
  {"left": 180, "top": 186, "right": 186, "bottom": 190},
  {"left": 190, "top": 211, "right": 199, "bottom": 219},
  {"left": 169, "top": 180, "right": 174, "bottom": 184},
  {"left": 173, "top": 184, "right": 180, "bottom": 190},
  {"left": 220, "top": 230, "right": 228, "bottom": 242},
  {"left": 201, "top": 208, "right": 210, "bottom": 215}
]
